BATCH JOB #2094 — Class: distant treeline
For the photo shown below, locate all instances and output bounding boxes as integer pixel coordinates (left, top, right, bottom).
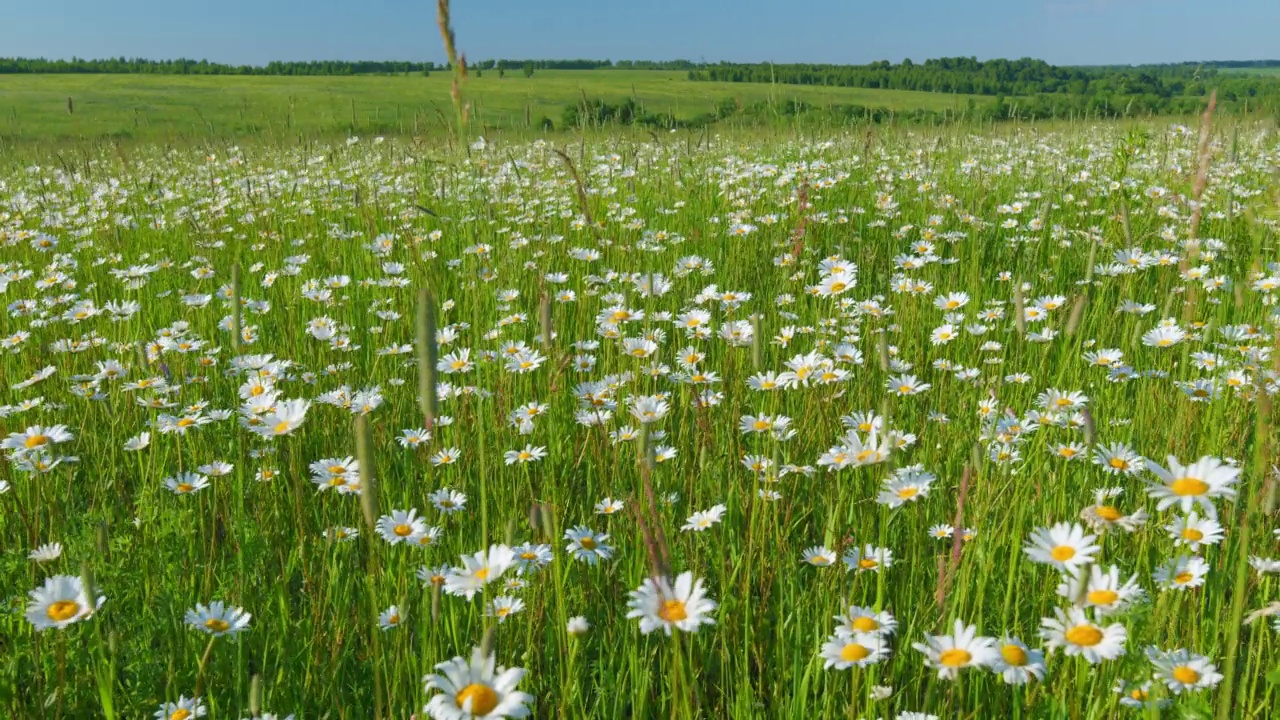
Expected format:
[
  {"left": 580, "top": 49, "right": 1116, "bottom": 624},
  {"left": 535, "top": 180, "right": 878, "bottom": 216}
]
[
  {"left": 687, "top": 58, "right": 1280, "bottom": 115},
  {"left": 0, "top": 57, "right": 701, "bottom": 75}
]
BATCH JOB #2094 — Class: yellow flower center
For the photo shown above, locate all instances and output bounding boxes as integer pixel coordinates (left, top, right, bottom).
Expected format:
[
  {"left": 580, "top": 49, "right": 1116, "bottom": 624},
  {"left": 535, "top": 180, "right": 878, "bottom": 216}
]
[
  {"left": 1174, "top": 571, "right": 1194, "bottom": 584},
  {"left": 1087, "top": 589, "right": 1119, "bottom": 606},
  {"left": 1000, "top": 644, "right": 1028, "bottom": 666},
  {"left": 176, "top": 483, "right": 194, "bottom": 493},
  {"left": 1171, "top": 666, "right": 1200, "bottom": 684},
  {"left": 851, "top": 617, "right": 879, "bottom": 633},
  {"left": 46, "top": 600, "right": 81, "bottom": 622},
  {"left": 273, "top": 421, "right": 292, "bottom": 434},
  {"left": 938, "top": 648, "right": 972, "bottom": 667},
  {"left": 1050, "top": 545, "right": 1076, "bottom": 562},
  {"left": 897, "top": 384, "right": 912, "bottom": 394},
  {"left": 897, "top": 487, "right": 919, "bottom": 500},
  {"left": 858, "top": 558, "right": 878, "bottom": 570},
  {"left": 1108, "top": 458, "right": 1129, "bottom": 470},
  {"left": 171, "top": 710, "right": 193, "bottom": 720},
  {"left": 176, "top": 418, "right": 195, "bottom": 428},
  {"left": 455, "top": 683, "right": 499, "bottom": 716},
  {"left": 753, "top": 420, "right": 770, "bottom": 431},
  {"left": 1170, "top": 478, "right": 1209, "bottom": 496},
  {"left": 1094, "top": 505, "right": 1121, "bottom": 521},
  {"left": 1130, "top": 689, "right": 1148, "bottom": 700},
  {"left": 830, "top": 281, "right": 847, "bottom": 293},
  {"left": 475, "top": 568, "right": 490, "bottom": 581},
  {"left": 25, "top": 435, "right": 49, "bottom": 449},
  {"left": 1182, "top": 528, "right": 1204, "bottom": 542},
  {"left": 840, "top": 642, "right": 870, "bottom": 661},
  {"left": 1064, "top": 624, "right": 1103, "bottom": 647},
  {"left": 520, "top": 552, "right": 537, "bottom": 561},
  {"left": 579, "top": 537, "right": 597, "bottom": 550},
  {"left": 659, "top": 599, "right": 688, "bottom": 622},
  {"left": 205, "top": 618, "right": 230, "bottom": 633},
  {"left": 393, "top": 524, "right": 413, "bottom": 537}
]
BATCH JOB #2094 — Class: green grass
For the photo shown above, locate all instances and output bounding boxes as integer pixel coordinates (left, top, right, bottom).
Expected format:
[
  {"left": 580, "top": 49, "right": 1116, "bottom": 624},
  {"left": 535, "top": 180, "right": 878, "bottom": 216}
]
[
  {"left": 0, "top": 119, "right": 1276, "bottom": 720},
  {"left": 0, "top": 70, "right": 975, "bottom": 146}
]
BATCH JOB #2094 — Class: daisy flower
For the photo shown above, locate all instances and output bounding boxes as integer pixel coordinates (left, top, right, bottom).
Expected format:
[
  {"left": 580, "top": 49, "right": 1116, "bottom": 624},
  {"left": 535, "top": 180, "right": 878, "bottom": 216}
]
[
  {"left": 1023, "top": 522, "right": 1099, "bottom": 572},
  {"left": 184, "top": 601, "right": 251, "bottom": 637},
  {"left": 1039, "top": 607, "right": 1126, "bottom": 663},
  {"left": 802, "top": 546, "right": 837, "bottom": 567},
  {"left": 1153, "top": 555, "right": 1209, "bottom": 590},
  {"left": 486, "top": 596, "right": 525, "bottom": 623},
  {"left": 820, "top": 632, "right": 889, "bottom": 669},
  {"left": 1056, "top": 564, "right": 1145, "bottom": 615},
  {"left": 843, "top": 545, "right": 894, "bottom": 573},
  {"left": 911, "top": 619, "right": 997, "bottom": 679},
  {"left": 1166, "top": 512, "right": 1224, "bottom": 551},
  {"left": 444, "top": 545, "right": 516, "bottom": 600},
  {"left": 681, "top": 504, "right": 727, "bottom": 532},
  {"left": 1145, "top": 646, "right": 1223, "bottom": 694},
  {"left": 563, "top": 526, "right": 613, "bottom": 565},
  {"left": 835, "top": 605, "right": 898, "bottom": 638},
  {"left": 25, "top": 575, "right": 93, "bottom": 630},
  {"left": 378, "top": 605, "right": 402, "bottom": 630},
  {"left": 430, "top": 488, "right": 468, "bottom": 513},
  {"left": 422, "top": 647, "right": 534, "bottom": 720},
  {"left": 1145, "top": 455, "right": 1238, "bottom": 518},
  {"left": 594, "top": 497, "right": 624, "bottom": 514},
  {"left": 154, "top": 696, "right": 207, "bottom": 720},
  {"left": 29, "top": 542, "right": 63, "bottom": 563},
  {"left": 990, "top": 636, "right": 1046, "bottom": 685},
  {"left": 626, "top": 571, "right": 716, "bottom": 635},
  {"left": 376, "top": 508, "right": 428, "bottom": 545}
]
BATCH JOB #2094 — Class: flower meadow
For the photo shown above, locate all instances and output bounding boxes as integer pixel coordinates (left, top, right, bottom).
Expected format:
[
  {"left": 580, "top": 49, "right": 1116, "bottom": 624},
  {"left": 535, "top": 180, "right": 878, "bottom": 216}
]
[{"left": 2, "top": 123, "right": 1278, "bottom": 719}]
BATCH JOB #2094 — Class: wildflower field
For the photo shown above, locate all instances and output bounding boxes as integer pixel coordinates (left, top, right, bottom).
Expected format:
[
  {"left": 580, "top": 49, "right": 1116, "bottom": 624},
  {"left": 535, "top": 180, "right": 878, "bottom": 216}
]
[{"left": 2, "top": 117, "right": 1279, "bottom": 720}]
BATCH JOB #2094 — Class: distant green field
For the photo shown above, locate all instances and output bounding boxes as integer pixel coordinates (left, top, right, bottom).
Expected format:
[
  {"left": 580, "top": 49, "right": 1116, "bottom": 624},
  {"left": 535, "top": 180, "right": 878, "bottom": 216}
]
[
  {"left": 0, "top": 70, "right": 975, "bottom": 146},
  {"left": 1218, "top": 66, "right": 1280, "bottom": 76}
]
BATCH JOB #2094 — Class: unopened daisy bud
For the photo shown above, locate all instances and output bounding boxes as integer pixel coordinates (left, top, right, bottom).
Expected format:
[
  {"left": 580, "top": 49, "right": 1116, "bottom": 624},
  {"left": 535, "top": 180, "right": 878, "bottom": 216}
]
[
  {"left": 750, "top": 314, "right": 762, "bottom": 370},
  {"left": 528, "top": 502, "right": 542, "bottom": 536},
  {"left": 431, "top": 582, "right": 441, "bottom": 624},
  {"left": 96, "top": 521, "right": 109, "bottom": 557},
  {"left": 479, "top": 624, "right": 497, "bottom": 660},
  {"left": 539, "top": 291, "right": 553, "bottom": 349},
  {"left": 248, "top": 674, "right": 262, "bottom": 717},
  {"left": 416, "top": 287, "right": 439, "bottom": 428},
  {"left": 230, "top": 264, "right": 243, "bottom": 354},
  {"left": 79, "top": 561, "right": 96, "bottom": 603},
  {"left": 1013, "top": 284, "right": 1026, "bottom": 336},
  {"left": 1081, "top": 407, "right": 1097, "bottom": 447},
  {"left": 539, "top": 502, "right": 556, "bottom": 544},
  {"left": 1065, "top": 294, "right": 1087, "bottom": 337},
  {"left": 355, "top": 415, "right": 379, "bottom": 530}
]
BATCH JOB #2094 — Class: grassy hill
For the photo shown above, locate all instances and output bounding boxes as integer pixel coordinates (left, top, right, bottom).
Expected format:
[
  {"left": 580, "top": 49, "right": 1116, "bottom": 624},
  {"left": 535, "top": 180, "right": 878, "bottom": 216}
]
[{"left": 0, "top": 70, "right": 976, "bottom": 146}]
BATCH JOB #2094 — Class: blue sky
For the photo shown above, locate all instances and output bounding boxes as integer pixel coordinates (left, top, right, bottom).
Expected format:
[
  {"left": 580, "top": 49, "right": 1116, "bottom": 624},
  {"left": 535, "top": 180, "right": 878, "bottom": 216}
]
[{"left": 4, "top": 0, "right": 1276, "bottom": 66}]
